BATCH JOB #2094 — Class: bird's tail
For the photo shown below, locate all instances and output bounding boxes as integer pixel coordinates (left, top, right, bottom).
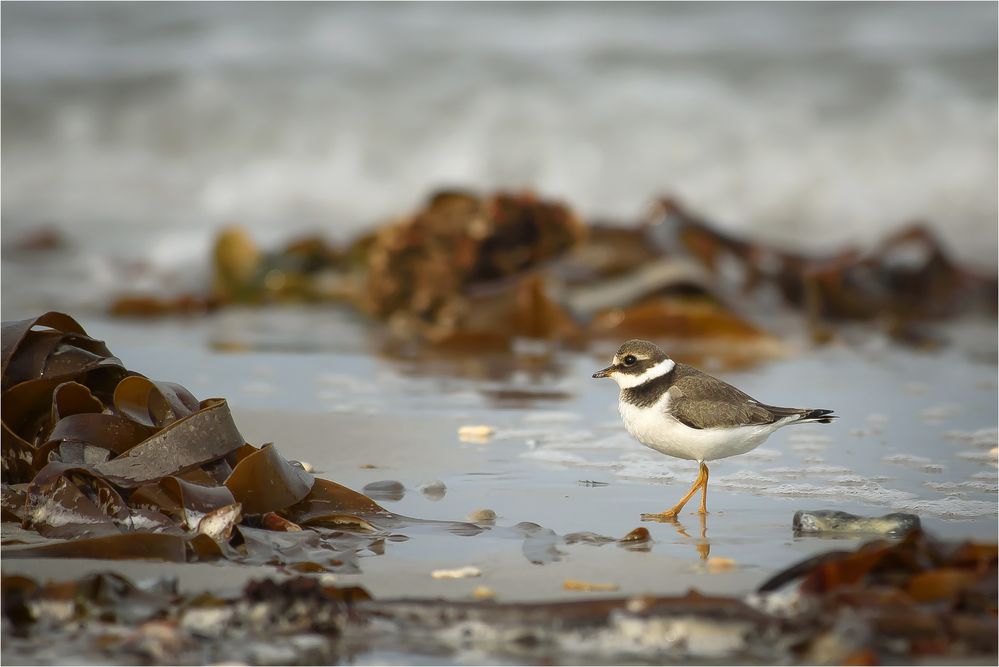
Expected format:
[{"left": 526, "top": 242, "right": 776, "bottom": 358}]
[{"left": 796, "top": 409, "right": 837, "bottom": 424}]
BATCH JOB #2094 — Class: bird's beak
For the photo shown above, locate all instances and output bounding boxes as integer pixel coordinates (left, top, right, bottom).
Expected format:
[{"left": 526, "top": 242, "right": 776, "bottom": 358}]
[{"left": 592, "top": 366, "right": 614, "bottom": 379}]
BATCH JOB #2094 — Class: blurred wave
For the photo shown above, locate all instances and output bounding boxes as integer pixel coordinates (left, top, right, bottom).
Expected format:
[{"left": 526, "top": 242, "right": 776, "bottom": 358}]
[{"left": 2, "top": 2, "right": 996, "bottom": 311}]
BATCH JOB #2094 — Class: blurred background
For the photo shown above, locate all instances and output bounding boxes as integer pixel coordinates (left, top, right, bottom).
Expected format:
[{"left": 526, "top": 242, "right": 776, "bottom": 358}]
[
  {"left": 2, "top": 1, "right": 997, "bottom": 315},
  {"left": 2, "top": 9, "right": 998, "bottom": 657}
]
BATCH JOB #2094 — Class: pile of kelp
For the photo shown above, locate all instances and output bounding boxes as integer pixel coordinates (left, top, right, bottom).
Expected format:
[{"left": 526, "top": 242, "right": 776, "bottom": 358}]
[
  {"left": 2, "top": 531, "right": 995, "bottom": 665},
  {"left": 1, "top": 312, "right": 470, "bottom": 571},
  {"left": 109, "top": 190, "right": 998, "bottom": 350}
]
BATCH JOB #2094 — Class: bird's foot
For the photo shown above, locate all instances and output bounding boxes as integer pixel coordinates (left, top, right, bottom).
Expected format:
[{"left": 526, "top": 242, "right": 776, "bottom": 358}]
[{"left": 641, "top": 511, "right": 679, "bottom": 522}]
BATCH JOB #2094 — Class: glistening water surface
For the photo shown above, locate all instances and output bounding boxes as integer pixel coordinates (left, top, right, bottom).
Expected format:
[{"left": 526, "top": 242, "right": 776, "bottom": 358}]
[{"left": 4, "top": 308, "right": 994, "bottom": 606}]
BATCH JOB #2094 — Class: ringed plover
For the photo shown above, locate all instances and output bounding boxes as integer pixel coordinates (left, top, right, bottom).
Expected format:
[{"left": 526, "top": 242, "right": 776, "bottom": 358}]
[{"left": 593, "top": 339, "right": 836, "bottom": 520}]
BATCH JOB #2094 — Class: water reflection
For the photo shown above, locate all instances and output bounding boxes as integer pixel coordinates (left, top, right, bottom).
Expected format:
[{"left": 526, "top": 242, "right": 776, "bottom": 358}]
[{"left": 666, "top": 514, "right": 711, "bottom": 561}]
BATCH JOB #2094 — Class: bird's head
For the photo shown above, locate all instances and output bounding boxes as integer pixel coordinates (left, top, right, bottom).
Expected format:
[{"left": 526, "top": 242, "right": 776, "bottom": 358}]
[{"left": 592, "top": 339, "right": 675, "bottom": 389}]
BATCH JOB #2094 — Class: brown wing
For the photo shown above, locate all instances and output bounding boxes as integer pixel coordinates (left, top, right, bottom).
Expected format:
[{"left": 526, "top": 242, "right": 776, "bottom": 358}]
[{"left": 666, "top": 364, "right": 780, "bottom": 429}]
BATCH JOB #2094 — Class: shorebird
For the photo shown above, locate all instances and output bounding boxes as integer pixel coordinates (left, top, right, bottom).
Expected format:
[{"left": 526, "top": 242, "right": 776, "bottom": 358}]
[{"left": 593, "top": 339, "right": 836, "bottom": 520}]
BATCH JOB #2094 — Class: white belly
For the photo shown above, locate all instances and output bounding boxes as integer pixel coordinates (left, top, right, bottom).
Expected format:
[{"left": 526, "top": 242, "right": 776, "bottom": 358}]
[{"left": 618, "top": 395, "right": 784, "bottom": 462}]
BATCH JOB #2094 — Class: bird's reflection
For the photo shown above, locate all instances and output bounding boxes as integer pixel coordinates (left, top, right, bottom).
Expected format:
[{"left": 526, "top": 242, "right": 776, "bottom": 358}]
[{"left": 651, "top": 513, "right": 711, "bottom": 560}]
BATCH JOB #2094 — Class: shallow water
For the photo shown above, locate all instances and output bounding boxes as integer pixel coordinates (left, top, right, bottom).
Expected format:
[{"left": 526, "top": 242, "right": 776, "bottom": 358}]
[
  {"left": 4, "top": 309, "right": 994, "bottom": 609},
  {"left": 2, "top": 308, "right": 996, "bottom": 664},
  {"left": 3, "top": 5, "right": 996, "bottom": 661}
]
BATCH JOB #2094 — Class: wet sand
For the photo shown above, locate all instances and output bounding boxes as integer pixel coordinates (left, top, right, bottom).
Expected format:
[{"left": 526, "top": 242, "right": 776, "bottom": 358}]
[{"left": 4, "top": 310, "right": 996, "bottom": 608}]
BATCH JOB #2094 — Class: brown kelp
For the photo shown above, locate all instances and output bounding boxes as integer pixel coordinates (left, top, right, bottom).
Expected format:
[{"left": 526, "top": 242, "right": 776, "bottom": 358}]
[
  {"left": 648, "top": 197, "right": 998, "bottom": 343},
  {"left": 106, "top": 190, "right": 996, "bottom": 354},
  {"left": 3, "top": 531, "right": 994, "bottom": 665},
  {"left": 1, "top": 312, "right": 473, "bottom": 570}
]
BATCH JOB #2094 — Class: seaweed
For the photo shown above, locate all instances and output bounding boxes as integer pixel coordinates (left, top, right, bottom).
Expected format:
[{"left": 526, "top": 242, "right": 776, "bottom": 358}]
[
  {"left": 650, "top": 197, "right": 998, "bottom": 343},
  {"left": 4, "top": 530, "right": 995, "bottom": 665},
  {"left": 0, "top": 312, "right": 423, "bottom": 570},
  {"left": 104, "top": 189, "right": 997, "bottom": 356}
]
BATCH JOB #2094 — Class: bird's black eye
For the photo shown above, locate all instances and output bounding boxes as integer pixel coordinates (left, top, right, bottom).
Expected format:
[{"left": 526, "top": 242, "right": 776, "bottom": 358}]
[{"left": 623, "top": 355, "right": 637, "bottom": 366}]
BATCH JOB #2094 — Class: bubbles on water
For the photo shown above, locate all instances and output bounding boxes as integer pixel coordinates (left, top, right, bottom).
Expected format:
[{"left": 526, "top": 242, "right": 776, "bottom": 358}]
[
  {"left": 712, "top": 470, "right": 918, "bottom": 506},
  {"left": 944, "top": 428, "right": 998, "bottom": 449},
  {"left": 712, "top": 470, "right": 779, "bottom": 490},
  {"left": 786, "top": 432, "right": 832, "bottom": 454},
  {"left": 765, "top": 482, "right": 917, "bottom": 505},
  {"left": 739, "top": 448, "right": 782, "bottom": 462},
  {"left": 924, "top": 480, "right": 998, "bottom": 494},
  {"left": 895, "top": 497, "right": 998, "bottom": 520},
  {"left": 762, "top": 465, "right": 853, "bottom": 480},
  {"left": 956, "top": 449, "right": 999, "bottom": 464},
  {"left": 789, "top": 441, "right": 827, "bottom": 453},
  {"left": 613, "top": 458, "right": 679, "bottom": 484},
  {"left": 882, "top": 454, "right": 945, "bottom": 474},
  {"left": 519, "top": 450, "right": 591, "bottom": 467}
]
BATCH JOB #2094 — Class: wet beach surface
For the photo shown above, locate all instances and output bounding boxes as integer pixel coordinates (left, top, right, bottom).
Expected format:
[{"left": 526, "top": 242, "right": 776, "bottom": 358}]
[
  {"left": 4, "top": 193, "right": 996, "bottom": 664},
  {"left": 3, "top": 3, "right": 997, "bottom": 662},
  {"left": 4, "top": 308, "right": 994, "bottom": 614}
]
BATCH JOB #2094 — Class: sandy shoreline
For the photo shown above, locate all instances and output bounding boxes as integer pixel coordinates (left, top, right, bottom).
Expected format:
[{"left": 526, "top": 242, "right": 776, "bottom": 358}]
[
  {"left": 2, "top": 313, "right": 995, "bottom": 664},
  {"left": 8, "top": 390, "right": 994, "bottom": 603}
]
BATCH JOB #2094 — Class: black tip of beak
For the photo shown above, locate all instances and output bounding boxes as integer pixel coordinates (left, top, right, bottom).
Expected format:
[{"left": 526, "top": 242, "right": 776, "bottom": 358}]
[{"left": 592, "top": 367, "right": 612, "bottom": 379}]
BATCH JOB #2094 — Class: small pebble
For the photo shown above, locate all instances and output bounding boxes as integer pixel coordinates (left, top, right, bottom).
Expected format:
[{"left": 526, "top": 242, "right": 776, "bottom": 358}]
[
  {"left": 625, "top": 596, "right": 655, "bottom": 613},
  {"left": 473, "top": 586, "right": 496, "bottom": 600},
  {"left": 619, "top": 527, "right": 650, "bottom": 542},
  {"left": 432, "top": 566, "right": 482, "bottom": 579},
  {"left": 418, "top": 480, "right": 447, "bottom": 501},
  {"left": 288, "top": 460, "right": 315, "bottom": 473},
  {"left": 458, "top": 425, "right": 495, "bottom": 443},
  {"left": 362, "top": 480, "right": 406, "bottom": 502},
  {"left": 706, "top": 557, "right": 737, "bottom": 573},
  {"left": 359, "top": 464, "right": 377, "bottom": 469},
  {"left": 467, "top": 509, "right": 497, "bottom": 523},
  {"left": 563, "top": 579, "right": 619, "bottom": 592}
]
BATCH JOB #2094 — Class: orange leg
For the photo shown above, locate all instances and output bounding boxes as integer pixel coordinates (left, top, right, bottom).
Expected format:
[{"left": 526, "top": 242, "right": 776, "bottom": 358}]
[
  {"left": 698, "top": 463, "right": 709, "bottom": 514},
  {"left": 642, "top": 462, "right": 709, "bottom": 521}
]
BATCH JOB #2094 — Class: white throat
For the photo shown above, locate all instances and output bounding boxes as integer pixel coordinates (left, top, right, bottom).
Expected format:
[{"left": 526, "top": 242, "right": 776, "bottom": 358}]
[{"left": 612, "top": 358, "right": 675, "bottom": 389}]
